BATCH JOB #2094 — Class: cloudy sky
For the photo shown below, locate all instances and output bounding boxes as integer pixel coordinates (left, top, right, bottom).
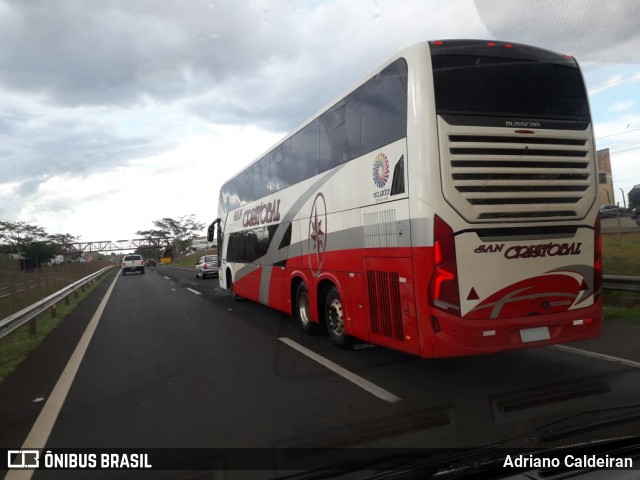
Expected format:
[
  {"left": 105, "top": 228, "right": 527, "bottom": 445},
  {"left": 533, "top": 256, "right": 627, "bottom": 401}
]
[{"left": 1, "top": 0, "right": 639, "bottom": 243}]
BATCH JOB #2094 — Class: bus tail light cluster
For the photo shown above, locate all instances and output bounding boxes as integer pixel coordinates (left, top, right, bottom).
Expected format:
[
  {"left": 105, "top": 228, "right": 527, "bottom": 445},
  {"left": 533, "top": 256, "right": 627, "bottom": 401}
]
[
  {"left": 594, "top": 214, "right": 602, "bottom": 299},
  {"left": 430, "top": 215, "right": 461, "bottom": 314}
]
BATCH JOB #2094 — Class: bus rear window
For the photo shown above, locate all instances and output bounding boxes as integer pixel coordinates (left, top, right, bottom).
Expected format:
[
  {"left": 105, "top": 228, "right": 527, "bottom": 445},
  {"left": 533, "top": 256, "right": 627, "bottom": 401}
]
[{"left": 431, "top": 54, "right": 590, "bottom": 121}]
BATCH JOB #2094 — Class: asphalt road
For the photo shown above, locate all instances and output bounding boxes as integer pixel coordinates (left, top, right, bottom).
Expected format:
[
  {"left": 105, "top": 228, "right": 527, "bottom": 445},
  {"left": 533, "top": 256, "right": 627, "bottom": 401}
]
[{"left": 2, "top": 265, "right": 640, "bottom": 477}]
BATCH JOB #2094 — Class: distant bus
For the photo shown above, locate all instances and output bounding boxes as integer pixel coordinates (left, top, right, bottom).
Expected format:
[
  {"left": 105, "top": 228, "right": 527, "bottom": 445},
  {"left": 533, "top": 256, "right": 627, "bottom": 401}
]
[{"left": 208, "top": 40, "right": 602, "bottom": 357}]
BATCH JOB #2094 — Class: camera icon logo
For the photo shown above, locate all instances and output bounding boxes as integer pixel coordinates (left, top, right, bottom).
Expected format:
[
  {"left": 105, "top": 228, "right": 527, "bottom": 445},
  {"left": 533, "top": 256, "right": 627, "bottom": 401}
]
[{"left": 7, "top": 450, "right": 40, "bottom": 469}]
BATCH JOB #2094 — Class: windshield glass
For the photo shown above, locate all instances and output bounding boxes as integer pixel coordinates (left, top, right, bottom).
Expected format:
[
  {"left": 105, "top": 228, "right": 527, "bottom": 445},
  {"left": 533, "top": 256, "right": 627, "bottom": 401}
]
[{"left": 2, "top": 1, "right": 640, "bottom": 478}]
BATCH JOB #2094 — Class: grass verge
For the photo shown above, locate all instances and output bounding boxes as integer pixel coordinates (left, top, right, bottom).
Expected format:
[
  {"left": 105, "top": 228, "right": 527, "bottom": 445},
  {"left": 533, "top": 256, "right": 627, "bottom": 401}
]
[
  {"left": 0, "top": 270, "right": 114, "bottom": 383},
  {"left": 163, "top": 250, "right": 217, "bottom": 269},
  {"left": 602, "top": 290, "right": 640, "bottom": 325},
  {"left": 602, "top": 232, "right": 640, "bottom": 276}
]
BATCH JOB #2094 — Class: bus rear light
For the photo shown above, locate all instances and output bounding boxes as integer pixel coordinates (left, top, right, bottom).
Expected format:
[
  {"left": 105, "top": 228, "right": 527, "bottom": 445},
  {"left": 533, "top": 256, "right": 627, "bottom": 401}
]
[
  {"left": 430, "top": 216, "right": 461, "bottom": 314},
  {"left": 122, "top": 262, "right": 125, "bottom": 268},
  {"left": 573, "top": 318, "right": 594, "bottom": 326},
  {"left": 594, "top": 214, "right": 602, "bottom": 299}
]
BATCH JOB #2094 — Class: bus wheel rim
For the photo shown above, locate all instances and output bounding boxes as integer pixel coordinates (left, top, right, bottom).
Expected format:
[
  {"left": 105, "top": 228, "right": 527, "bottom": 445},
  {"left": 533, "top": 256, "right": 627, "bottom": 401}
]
[
  {"left": 298, "top": 291, "right": 311, "bottom": 327},
  {"left": 328, "top": 298, "right": 344, "bottom": 335}
]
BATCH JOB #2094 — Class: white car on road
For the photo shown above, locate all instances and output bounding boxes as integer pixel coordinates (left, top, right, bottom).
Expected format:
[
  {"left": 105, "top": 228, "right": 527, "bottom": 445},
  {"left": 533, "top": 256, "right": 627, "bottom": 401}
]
[{"left": 195, "top": 255, "right": 218, "bottom": 279}]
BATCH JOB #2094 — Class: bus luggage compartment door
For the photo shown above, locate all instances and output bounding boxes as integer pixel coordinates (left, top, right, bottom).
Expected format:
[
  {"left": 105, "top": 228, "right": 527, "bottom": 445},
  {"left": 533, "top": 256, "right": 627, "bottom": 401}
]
[{"left": 363, "top": 257, "right": 419, "bottom": 355}]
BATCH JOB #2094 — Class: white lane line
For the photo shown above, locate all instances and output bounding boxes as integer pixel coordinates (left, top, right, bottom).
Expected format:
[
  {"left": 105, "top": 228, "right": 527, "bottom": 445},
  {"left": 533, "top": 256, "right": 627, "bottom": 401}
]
[
  {"left": 551, "top": 344, "right": 640, "bottom": 369},
  {"left": 186, "top": 288, "right": 202, "bottom": 295},
  {"left": 6, "top": 272, "right": 120, "bottom": 480},
  {"left": 278, "top": 337, "right": 401, "bottom": 404},
  {"left": 163, "top": 276, "right": 171, "bottom": 280}
]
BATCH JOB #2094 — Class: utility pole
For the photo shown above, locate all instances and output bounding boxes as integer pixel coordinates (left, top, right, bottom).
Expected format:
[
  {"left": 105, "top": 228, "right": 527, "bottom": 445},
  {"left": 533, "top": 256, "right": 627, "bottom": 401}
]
[{"left": 619, "top": 188, "right": 627, "bottom": 209}]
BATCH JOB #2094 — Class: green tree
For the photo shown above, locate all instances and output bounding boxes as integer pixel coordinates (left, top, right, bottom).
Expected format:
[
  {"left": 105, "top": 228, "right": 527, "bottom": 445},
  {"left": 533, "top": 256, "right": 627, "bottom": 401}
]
[
  {"left": 137, "top": 215, "right": 205, "bottom": 257},
  {"left": 47, "top": 233, "right": 80, "bottom": 257},
  {"left": 22, "top": 241, "right": 57, "bottom": 265},
  {"left": 0, "top": 221, "right": 47, "bottom": 255}
]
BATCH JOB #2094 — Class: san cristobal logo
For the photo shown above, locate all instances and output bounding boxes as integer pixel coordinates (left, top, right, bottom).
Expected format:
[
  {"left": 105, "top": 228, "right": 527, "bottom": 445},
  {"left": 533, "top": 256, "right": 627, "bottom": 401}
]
[{"left": 372, "top": 153, "right": 389, "bottom": 188}]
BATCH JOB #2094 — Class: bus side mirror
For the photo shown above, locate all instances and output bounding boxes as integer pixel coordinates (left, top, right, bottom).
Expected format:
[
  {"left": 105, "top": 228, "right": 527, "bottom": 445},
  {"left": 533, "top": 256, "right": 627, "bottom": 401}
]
[{"left": 207, "top": 218, "right": 220, "bottom": 242}]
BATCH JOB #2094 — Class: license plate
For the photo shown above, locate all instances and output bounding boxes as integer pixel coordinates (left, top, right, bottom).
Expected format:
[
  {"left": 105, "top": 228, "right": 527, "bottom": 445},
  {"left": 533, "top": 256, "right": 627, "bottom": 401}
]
[{"left": 520, "top": 326, "right": 550, "bottom": 343}]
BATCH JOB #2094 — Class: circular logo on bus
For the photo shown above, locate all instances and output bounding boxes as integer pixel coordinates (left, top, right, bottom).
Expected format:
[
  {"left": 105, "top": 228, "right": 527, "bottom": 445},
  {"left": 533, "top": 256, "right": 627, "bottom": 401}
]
[
  {"left": 372, "top": 153, "right": 390, "bottom": 188},
  {"left": 308, "top": 193, "right": 327, "bottom": 277}
]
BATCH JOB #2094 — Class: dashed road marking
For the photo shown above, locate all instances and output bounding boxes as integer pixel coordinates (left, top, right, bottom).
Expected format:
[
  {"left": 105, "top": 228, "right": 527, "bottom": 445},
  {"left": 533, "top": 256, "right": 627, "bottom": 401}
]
[
  {"left": 186, "top": 288, "right": 202, "bottom": 295},
  {"left": 551, "top": 344, "right": 640, "bottom": 369},
  {"left": 278, "top": 337, "right": 401, "bottom": 404}
]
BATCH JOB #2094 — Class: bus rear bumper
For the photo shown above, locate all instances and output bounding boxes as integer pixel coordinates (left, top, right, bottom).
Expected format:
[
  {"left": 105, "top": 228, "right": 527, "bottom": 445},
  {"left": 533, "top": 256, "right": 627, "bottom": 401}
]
[{"left": 425, "top": 299, "right": 603, "bottom": 358}]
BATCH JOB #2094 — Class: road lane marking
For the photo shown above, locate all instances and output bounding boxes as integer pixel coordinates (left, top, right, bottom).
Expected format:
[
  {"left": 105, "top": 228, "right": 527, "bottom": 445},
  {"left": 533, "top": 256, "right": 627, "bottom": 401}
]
[
  {"left": 6, "top": 272, "right": 120, "bottom": 480},
  {"left": 551, "top": 344, "right": 640, "bottom": 369},
  {"left": 278, "top": 337, "right": 401, "bottom": 404},
  {"left": 186, "top": 288, "right": 202, "bottom": 295},
  {"left": 163, "top": 276, "right": 171, "bottom": 280}
]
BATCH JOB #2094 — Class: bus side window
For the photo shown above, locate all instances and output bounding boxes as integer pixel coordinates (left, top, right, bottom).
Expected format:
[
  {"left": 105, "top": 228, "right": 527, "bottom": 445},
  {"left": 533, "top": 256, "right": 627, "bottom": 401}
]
[
  {"left": 290, "top": 119, "right": 320, "bottom": 183},
  {"left": 318, "top": 112, "right": 333, "bottom": 173},
  {"left": 390, "top": 155, "right": 405, "bottom": 196},
  {"left": 251, "top": 162, "right": 267, "bottom": 201},
  {"left": 238, "top": 170, "right": 251, "bottom": 207},
  {"left": 264, "top": 152, "right": 275, "bottom": 194},
  {"left": 360, "top": 58, "right": 408, "bottom": 154},
  {"left": 321, "top": 96, "right": 361, "bottom": 167},
  {"left": 273, "top": 143, "right": 291, "bottom": 192}
]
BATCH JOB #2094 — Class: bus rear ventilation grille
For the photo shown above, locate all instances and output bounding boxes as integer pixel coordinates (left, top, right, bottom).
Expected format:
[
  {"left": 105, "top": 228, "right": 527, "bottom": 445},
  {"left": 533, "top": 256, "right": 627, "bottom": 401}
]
[{"left": 367, "top": 270, "right": 403, "bottom": 341}]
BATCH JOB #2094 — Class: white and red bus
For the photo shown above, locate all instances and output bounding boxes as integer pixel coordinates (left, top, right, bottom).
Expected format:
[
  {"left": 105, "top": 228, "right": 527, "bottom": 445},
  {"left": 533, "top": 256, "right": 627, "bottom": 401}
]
[{"left": 208, "top": 40, "right": 602, "bottom": 358}]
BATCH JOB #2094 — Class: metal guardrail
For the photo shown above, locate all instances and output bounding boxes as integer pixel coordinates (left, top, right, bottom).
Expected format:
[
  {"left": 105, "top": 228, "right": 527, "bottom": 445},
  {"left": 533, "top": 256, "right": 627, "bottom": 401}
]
[
  {"left": 0, "top": 265, "right": 115, "bottom": 340},
  {"left": 603, "top": 275, "right": 640, "bottom": 292}
]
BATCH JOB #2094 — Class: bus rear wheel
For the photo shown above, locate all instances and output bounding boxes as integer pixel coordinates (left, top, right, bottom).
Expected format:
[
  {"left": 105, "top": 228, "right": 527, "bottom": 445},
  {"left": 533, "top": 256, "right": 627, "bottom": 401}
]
[
  {"left": 325, "top": 286, "right": 351, "bottom": 348},
  {"left": 295, "top": 282, "right": 315, "bottom": 333}
]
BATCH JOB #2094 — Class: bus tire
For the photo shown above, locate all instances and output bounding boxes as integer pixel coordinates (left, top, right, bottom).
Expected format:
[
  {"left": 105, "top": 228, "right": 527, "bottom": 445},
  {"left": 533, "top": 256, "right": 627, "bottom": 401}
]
[
  {"left": 325, "top": 286, "right": 351, "bottom": 348},
  {"left": 227, "top": 269, "right": 240, "bottom": 302},
  {"left": 295, "top": 282, "right": 315, "bottom": 333}
]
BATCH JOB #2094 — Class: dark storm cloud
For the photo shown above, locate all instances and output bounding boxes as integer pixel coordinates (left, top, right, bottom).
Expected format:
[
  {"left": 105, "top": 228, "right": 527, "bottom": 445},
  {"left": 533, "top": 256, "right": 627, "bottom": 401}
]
[
  {"left": 0, "top": 0, "right": 306, "bottom": 190},
  {"left": 0, "top": 115, "right": 163, "bottom": 182},
  {"left": 6, "top": 0, "right": 635, "bottom": 200},
  {"left": 475, "top": 0, "right": 640, "bottom": 64},
  {"left": 0, "top": 0, "right": 299, "bottom": 106}
]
